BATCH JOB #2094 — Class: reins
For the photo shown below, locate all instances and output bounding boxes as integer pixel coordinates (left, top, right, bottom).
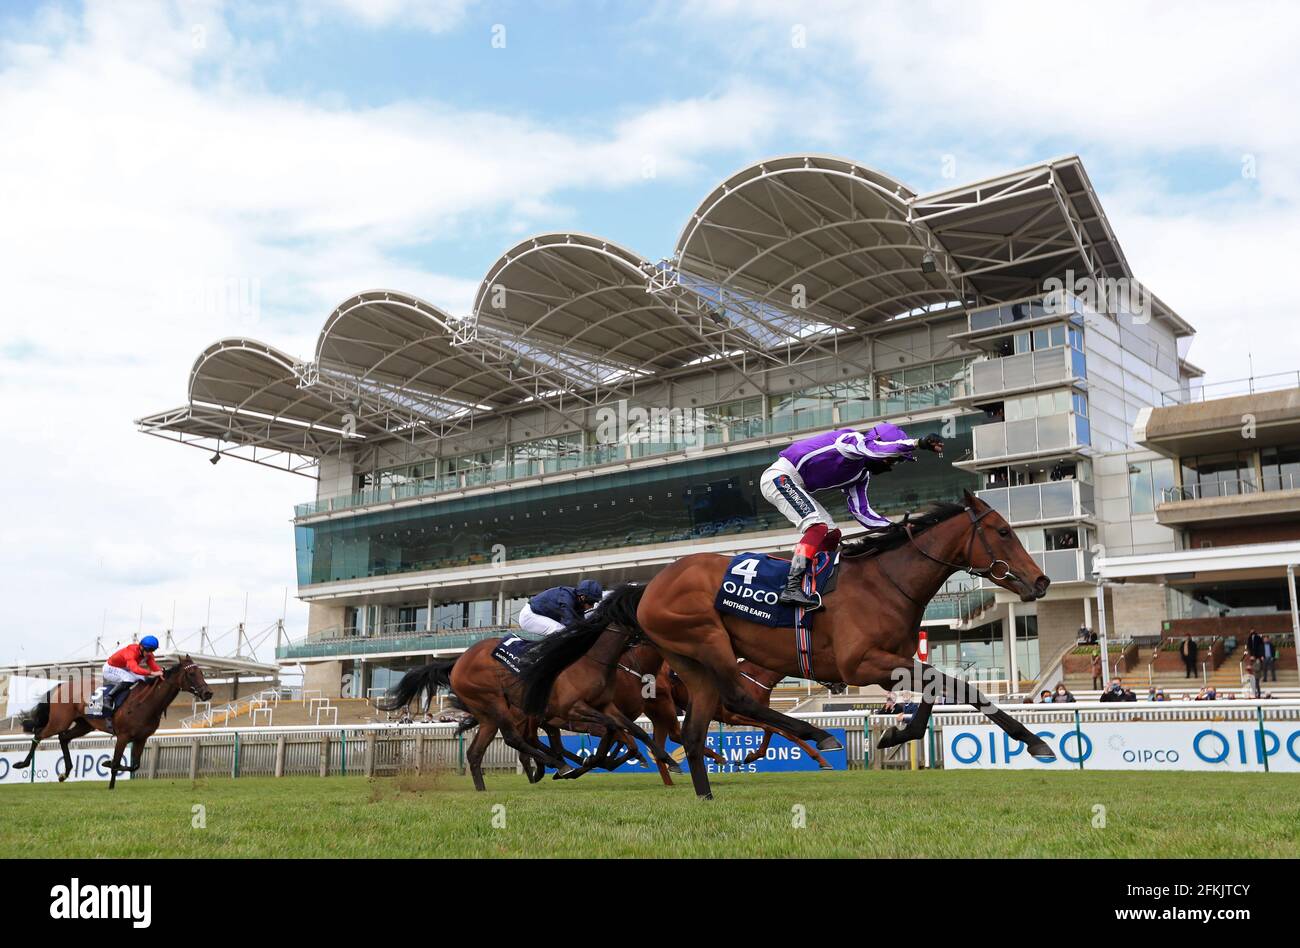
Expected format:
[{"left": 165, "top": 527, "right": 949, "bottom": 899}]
[{"left": 871, "top": 504, "right": 1024, "bottom": 607}]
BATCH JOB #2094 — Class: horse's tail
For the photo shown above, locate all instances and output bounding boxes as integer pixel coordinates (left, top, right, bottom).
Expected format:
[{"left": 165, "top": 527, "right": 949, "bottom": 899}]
[
  {"left": 22, "top": 701, "right": 50, "bottom": 734},
  {"left": 519, "top": 583, "right": 646, "bottom": 715},
  {"left": 378, "top": 659, "right": 457, "bottom": 711}
]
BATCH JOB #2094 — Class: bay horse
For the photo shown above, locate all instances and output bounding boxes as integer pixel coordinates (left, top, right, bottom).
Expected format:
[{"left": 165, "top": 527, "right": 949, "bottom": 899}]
[
  {"left": 381, "top": 602, "right": 678, "bottom": 791},
  {"left": 15, "top": 657, "right": 213, "bottom": 789},
  {"left": 522, "top": 491, "right": 1056, "bottom": 799}
]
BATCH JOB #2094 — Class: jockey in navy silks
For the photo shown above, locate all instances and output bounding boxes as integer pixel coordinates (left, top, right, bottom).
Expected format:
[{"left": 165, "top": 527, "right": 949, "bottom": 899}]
[
  {"left": 518, "top": 579, "right": 604, "bottom": 636},
  {"left": 760, "top": 421, "right": 945, "bottom": 608}
]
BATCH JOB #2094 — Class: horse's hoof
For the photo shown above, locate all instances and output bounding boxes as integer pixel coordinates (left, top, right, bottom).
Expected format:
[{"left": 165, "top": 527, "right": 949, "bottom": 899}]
[
  {"left": 697, "top": 792, "right": 713, "bottom": 801},
  {"left": 555, "top": 763, "right": 574, "bottom": 777},
  {"left": 817, "top": 736, "right": 844, "bottom": 752},
  {"left": 818, "top": 761, "right": 834, "bottom": 770},
  {"left": 58, "top": 774, "right": 68, "bottom": 783},
  {"left": 665, "top": 759, "right": 682, "bottom": 774},
  {"left": 1027, "top": 740, "right": 1056, "bottom": 762}
]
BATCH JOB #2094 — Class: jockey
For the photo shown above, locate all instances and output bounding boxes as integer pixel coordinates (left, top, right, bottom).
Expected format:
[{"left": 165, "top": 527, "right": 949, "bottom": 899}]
[
  {"left": 102, "top": 636, "right": 164, "bottom": 705},
  {"left": 518, "top": 580, "right": 604, "bottom": 636},
  {"left": 760, "top": 421, "right": 945, "bottom": 608}
]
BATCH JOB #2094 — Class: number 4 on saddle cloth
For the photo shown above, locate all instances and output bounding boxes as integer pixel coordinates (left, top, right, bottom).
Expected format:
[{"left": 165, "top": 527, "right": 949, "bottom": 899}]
[
  {"left": 491, "top": 634, "right": 538, "bottom": 675},
  {"left": 714, "top": 551, "right": 840, "bottom": 679}
]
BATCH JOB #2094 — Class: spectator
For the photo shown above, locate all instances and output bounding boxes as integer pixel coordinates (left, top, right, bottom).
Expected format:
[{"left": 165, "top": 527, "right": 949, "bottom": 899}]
[
  {"left": 1077, "top": 625, "right": 1091, "bottom": 645},
  {"left": 1090, "top": 652, "right": 1103, "bottom": 690},
  {"left": 1100, "top": 679, "right": 1134, "bottom": 702},
  {"left": 1247, "top": 629, "right": 1265, "bottom": 665},
  {"left": 1153, "top": 688, "right": 1166, "bottom": 702},
  {"left": 1243, "top": 654, "right": 1260, "bottom": 699},
  {"left": 1054, "top": 683, "right": 1075, "bottom": 703},
  {"left": 1262, "top": 636, "right": 1278, "bottom": 683},
  {"left": 1038, "top": 689, "right": 1054, "bottom": 704},
  {"left": 1179, "top": 633, "right": 1198, "bottom": 679}
]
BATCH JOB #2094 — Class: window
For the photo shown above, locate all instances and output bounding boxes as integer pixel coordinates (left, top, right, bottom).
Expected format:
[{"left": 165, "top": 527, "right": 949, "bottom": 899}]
[
  {"left": 1128, "top": 459, "right": 1173, "bottom": 513},
  {"left": 1128, "top": 461, "right": 1154, "bottom": 514},
  {"left": 1260, "top": 444, "right": 1300, "bottom": 492},
  {"left": 1180, "top": 452, "right": 1256, "bottom": 499}
]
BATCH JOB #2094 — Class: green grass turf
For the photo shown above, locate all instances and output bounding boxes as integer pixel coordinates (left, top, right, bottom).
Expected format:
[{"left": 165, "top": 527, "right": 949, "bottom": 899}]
[{"left": 3, "top": 769, "right": 1298, "bottom": 858}]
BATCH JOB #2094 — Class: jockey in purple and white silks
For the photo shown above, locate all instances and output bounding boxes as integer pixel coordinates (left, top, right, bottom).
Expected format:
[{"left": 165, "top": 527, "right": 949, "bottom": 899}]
[{"left": 759, "top": 421, "right": 945, "bottom": 608}]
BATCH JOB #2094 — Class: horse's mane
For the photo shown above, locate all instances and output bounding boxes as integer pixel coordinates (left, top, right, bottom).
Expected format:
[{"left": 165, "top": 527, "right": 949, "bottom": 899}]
[{"left": 840, "top": 500, "right": 967, "bottom": 558}]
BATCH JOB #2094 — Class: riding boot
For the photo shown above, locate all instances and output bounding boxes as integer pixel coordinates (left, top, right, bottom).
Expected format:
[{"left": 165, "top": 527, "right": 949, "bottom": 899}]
[
  {"left": 779, "top": 553, "right": 822, "bottom": 608},
  {"left": 106, "top": 681, "right": 131, "bottom": 710}
]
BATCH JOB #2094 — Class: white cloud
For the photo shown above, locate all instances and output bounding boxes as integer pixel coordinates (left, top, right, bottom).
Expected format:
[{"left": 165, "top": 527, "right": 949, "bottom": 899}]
[
  {"left": 0, "top": 0, "right": 796, "bottom": 662},
  {"left": 301, "top": 0, "right": 474, "bottom": 34}
]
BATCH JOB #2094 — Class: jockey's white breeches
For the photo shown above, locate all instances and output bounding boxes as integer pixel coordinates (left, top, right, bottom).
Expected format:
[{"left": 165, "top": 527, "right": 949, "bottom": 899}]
[
  {"left": 759, "top": 458, "right": 836, "bottom": 534},
  {"left": 517, "top": 603, "right": 566, "bottom": 637},
  {"left": 101, "top": 664, "right": 146, "bottom": 685}
]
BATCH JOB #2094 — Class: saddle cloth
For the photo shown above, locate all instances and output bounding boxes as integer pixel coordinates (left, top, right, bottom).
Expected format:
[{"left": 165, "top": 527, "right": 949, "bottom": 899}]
[
  {"left": 713, "top": 551, "right": 839, "bottom": 628},
  {"left": 85, "top": 683, "right": 130, "bottom": 729},
  {"left": 491, "top": 634, "right": 537, "bottom": 675}
]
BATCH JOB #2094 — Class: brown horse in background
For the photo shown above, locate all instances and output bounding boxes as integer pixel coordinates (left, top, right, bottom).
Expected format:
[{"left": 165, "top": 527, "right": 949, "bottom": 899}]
[
  {"left": 522, "top": 492, "right": 1056, "bottom": 799},
  {"left": 382, "top": 610, "right": 679, "bottom": 790},
  {"left": 15, "top": 657, "right": 213, "bottom": 789}
]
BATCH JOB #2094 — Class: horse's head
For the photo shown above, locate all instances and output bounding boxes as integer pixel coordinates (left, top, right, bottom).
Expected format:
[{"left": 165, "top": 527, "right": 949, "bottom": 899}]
[
  {"left": 958, "top": 489, "right": 1049, "bottom": 602},
  {"left": 172, "top": 656, "right": 214, "bottom": 701}
]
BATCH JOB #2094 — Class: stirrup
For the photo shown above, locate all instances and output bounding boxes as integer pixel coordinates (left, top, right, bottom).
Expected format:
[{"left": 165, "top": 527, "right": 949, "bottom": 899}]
[{"left": 779, "top": 584, "right": 822, "bottom": 609}]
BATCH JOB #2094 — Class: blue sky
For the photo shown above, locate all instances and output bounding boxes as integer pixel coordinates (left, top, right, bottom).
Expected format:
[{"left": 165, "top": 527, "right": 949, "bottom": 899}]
[{"left": 2, "top": 0, "right": 1298, "bottom": 659}]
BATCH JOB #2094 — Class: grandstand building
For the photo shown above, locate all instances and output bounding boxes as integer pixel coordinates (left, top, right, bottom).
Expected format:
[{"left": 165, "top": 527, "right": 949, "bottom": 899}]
[{"left": 137, "top": 154, "right": 1298, "bottom": 700}]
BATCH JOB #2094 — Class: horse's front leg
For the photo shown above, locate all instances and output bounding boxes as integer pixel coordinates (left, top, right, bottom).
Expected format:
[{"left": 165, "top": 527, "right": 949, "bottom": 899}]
[
  {"left": 870, "top": 658, "right": 1053, "bottom": 761},
  {"left": 127, "top": 737, "right": 149, "bottom": 773},
  {"left": 107, "top": 735, "right": 129, "bottom": 790}
]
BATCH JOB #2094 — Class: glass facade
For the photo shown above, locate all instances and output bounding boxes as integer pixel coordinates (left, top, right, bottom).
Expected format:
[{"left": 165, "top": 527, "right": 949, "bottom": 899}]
[
  {"left": 295, "top": 422, "right": 980, "bottom": 586},
  {"left": 1127, "top": 458, "right": 1176, "bottom": 513}
]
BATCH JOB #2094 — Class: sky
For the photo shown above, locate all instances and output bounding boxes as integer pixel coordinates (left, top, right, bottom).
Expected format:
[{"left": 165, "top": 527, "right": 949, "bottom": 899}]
[{"left": 2, "top": 0, "right": 1298, "bottom": 664}]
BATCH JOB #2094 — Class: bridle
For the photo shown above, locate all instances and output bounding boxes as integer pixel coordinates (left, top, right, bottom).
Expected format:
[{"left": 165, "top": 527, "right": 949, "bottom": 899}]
[
  {"left": 875, "top": 504, "right": 1028, "bottom": 607},
  {"left": 170, "top": 660, "right": 209, "bottom": 699},
  {"left": 905, "top": 505, "right": 1023, "bottom": 585}
]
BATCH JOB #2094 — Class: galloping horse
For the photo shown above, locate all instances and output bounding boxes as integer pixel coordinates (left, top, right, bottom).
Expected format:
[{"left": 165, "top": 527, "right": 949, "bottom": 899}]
[
  {"left": 382, "top": 605, "right": 678, "bottom": 790},
  {"left": 522, "top": 491, "right": 1056, "bottom": 799},
  {"left": 15, "top": 657, "right": 213, "bottom": 789}
]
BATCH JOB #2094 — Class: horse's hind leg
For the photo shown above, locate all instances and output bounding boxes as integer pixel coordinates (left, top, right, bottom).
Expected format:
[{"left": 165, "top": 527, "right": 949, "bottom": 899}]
[
  {"left": 466, "top": 722, "right": 497, "bottom": 791},
  {"left": 741, "top": 727, "right": 773, "bottom": 766},
  {"left": 56, "top": 719, "right": 94, "bottom": 782}
]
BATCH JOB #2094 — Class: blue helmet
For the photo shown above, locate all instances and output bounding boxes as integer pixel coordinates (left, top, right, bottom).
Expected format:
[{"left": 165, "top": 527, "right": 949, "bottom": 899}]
[
  {"left": 140, "top": 635, "right": 159, "bottom": 651},
  {"left": 576, "top": 580, "right": 603, "bottom": 602}
]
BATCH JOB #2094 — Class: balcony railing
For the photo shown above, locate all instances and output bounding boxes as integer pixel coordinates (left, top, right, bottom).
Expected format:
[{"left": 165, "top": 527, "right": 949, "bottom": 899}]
[
  {"left": 981, "top": 548, "right": 1094, "bottom": 587},
  {"left": 295, "top": 379, "right": 962, "bottom": 519},
  {"left": 1161, "top": 472, "right": 1300, "bottom": 502},
  {"left": 971, "top": 412, "right": 1090, "bottom": 463},
  {"left": 978, "top": 479, "right": 1095, "bottom": 524},
  {"left": 276, "top": 625, "right": 514, "bottom": 661},
  {"left": 1159, "top": 370, "right": 1300, "bottom": 406},
  {"left": 959, "top": 346, "right": 1085, "bottom": 400}
]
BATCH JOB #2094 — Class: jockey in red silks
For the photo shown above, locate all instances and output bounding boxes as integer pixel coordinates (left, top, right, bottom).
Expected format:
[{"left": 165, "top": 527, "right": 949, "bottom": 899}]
[
  {"left": 760, "top": 421, "right": 945, "bottom": 608},
  {"left": 102, "top": 636, "right": 164, "bottom": 704}
]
